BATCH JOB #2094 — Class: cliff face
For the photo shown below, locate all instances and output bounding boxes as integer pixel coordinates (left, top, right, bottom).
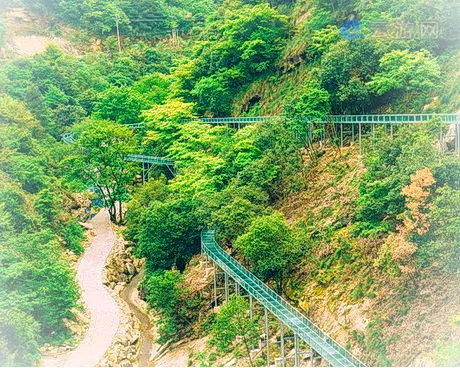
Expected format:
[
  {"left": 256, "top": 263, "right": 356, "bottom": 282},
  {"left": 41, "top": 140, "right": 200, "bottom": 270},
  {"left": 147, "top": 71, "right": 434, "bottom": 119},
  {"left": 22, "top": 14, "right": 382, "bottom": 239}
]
[{"left": 275, "top": 145, "right": 460, "bottom": 366}]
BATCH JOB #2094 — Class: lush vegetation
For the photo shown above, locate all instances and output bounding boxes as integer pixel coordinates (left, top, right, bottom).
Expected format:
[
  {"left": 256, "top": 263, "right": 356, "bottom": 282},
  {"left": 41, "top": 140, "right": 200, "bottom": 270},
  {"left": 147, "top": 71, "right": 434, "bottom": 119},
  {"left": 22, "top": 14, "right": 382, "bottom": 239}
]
[
  {"left": 0, "top": 95, "right": 81, "bottom": 365},
  {"left": 1, "top": 0, "right": 459, "bottom": 366}
]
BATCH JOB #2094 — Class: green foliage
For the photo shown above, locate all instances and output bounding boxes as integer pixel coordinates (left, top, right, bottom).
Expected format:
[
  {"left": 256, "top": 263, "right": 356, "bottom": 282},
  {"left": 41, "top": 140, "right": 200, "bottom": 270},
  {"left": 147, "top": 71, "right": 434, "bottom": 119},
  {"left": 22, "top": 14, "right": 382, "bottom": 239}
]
[
  {"left": 211, "top": 295, "right": 260, "bottom": 365},
  {"left": 30, "top": 0, "right": 216, "bottom": 36},
  {"left": 65, "top": 118, "right": 137, "bottom": 223},
  {"left": 133, "top": 198, "right": 201, "bottom": 271},
  {"left": 93, "top": 86, "right": 149, "bottom": 125},
  {"left": 35, "top": 188, "right": 61, "bottom": 225},
  {"left": 0, "top": 231, "right": 79, "bottom": 337},
  {"left": 206, "top": 184, "right": 270, "bottom": 244},
  {"left": 192, "top": 72, "right": 237, "bottom": 117},
  {"left": 143, "top": 99, "right": 196, "bottom": 156},
  {"left": 0, "top": 308, "right": 41, "bottom": 366},
  {"left": 307, "top": 26, "right": 341, "bottom": 58},
  {"left": 354, "top": 125, "right": 441, "bottom": 237},
  {"left": 182, "top": 3, "right": 289, "bottom": 115},
  {"left": 415, "top": 185, "right": 460, "bottom": 271},
  {"left": 143, "top": 269, "right": 205, "bottom": 344},
  {"left": 367, "top": 49, "right": 441, "bottom": 107},
  {"left": 235, "top": 212, "right": 296, "bottom": 292},
  {"left": 0, "top": 44, "right": 174, "bottom": 137},
  {"left": 284, "top": 81, "right": 331, "bottom": 149},
  {"left": 364, "top": 318, "right": 391, "bottom": 366},
  {"left": 143, "top": 270, "right": 183, "bottom": 342},
  {"left": 284, "top": 81, "right": 331, "bottom": 121},
  {"left": 124, "top": 178, "right": 170, "bottom": 240},
  {"left": 63, "top": 219, "right": 85, "bottom": 255},
  {"left": 0, "top": 93, "right": 81, "bottom": 362}
]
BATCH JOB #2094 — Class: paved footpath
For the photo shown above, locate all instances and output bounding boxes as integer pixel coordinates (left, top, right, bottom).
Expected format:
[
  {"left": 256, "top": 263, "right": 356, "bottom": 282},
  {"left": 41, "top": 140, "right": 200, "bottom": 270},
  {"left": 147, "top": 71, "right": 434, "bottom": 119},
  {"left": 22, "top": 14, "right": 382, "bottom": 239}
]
[{"left": 64, "top": 209, "right": 121, "bottom": 367}]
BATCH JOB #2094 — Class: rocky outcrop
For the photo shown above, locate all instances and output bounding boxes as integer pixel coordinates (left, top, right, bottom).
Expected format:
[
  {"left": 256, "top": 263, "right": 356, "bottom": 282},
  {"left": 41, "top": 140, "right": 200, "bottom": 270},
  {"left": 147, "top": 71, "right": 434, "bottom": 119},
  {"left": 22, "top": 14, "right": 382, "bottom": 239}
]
[{"left": 104, "top": 236, "right": 143, "bottom": 290}]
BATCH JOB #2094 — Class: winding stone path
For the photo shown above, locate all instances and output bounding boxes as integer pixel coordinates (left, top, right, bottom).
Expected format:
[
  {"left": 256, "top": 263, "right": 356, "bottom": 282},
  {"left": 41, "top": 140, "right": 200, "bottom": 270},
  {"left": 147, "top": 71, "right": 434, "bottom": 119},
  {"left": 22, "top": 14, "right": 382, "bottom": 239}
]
[{"left": 64, "top": 209, "right": 121, "bottom": 367}]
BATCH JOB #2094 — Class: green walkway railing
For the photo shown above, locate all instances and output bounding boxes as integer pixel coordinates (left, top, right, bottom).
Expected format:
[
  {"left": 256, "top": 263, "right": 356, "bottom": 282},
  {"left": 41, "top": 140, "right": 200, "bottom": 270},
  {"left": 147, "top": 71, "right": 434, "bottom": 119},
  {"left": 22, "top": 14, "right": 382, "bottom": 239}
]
[
  {"left": 201, "top": 229, "right": 366, "bottom": 367},
  {"left": 62, "top": 132, "right": 77, "bottom": 144},
  {"left": 326, "top": 114, "right": 458, "bottom": 124},
  {"left": 125, "top": 154, "right": 175, "bottom": 166},
  {"left": 61, "top": 133, "right": 176, "bottom": 178},
  {"left": 188, "top": 113, "right": 458, "bottom": 125}
]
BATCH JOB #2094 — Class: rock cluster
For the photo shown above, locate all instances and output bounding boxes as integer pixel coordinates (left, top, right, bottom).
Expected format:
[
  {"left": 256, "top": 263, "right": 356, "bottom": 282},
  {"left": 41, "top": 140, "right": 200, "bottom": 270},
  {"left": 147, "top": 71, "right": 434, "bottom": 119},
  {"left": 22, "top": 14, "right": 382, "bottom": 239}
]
[
  {"left": 104, "top": 237, "right": 143, "bottom": 290},
  {"left": 98, "top": 233, "right": 145, "bottom": 367}
]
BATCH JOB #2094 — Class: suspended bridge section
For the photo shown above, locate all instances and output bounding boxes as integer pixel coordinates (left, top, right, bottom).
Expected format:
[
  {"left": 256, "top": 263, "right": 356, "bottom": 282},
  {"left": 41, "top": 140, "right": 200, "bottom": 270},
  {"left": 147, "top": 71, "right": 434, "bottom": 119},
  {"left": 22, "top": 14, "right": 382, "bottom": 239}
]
[
  {"left": 185, "top": 113, "right": 460, "bottom": 154},
  {"left": 125, "top": 154, "right": 176, "bottom": 179},
  {"left": 61, "top": 133, "right": 176, "bottom": 180},
  {"left": 125, "top": 154, "right": 175, "bottom": 166},
  {"left": 201, "top": 229, "right": 366, "bottom": 367},
  {"left": 188, "top": 113, "right": 458, "bottom": 125}
]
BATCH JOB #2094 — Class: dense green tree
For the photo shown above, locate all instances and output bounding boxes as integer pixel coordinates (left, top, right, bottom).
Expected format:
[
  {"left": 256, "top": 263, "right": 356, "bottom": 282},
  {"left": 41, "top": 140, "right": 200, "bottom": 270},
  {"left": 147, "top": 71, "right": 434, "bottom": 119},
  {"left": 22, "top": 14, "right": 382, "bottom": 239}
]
[
  {"left": 65, "top": 119, "right": 137, "bottom": 223},
  {"left": 93, "top": 86, "right": 149, "bottom": 125},
  {"left": 202, "top": 183, "right": 270, "bottom": 244},
  {"left": 143, "top": 269, "right": 205, "bottom": 343},
  {"left": 235, "top": 212, "right": 295, "bottom": 293},
  {"left": 143, "top": 99, "right": 196, "bottom": 156},
  {"left": 367, "top": 49, "right": 441, "bottom": 108},
  {"left": 134, "top": 198, "right": 201, "bottom": 271},
  {"left": 0, "top": 231, "right": 79, "bottom": 335},
  {"left": 354, "top": 124, "right": 442, "bottom": 237},
  {"left": 185, "top": 3, "right": 289, "bottom": 115},
  {"left": 211, "top": 295, "right": 261, "bottom": 366}
]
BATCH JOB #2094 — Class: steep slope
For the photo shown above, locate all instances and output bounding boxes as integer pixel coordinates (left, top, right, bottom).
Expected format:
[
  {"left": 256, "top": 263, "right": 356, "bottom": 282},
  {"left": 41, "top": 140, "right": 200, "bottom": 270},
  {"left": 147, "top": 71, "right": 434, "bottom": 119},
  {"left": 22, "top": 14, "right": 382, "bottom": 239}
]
[{"left": 275, "top": 144, "right": 460, "bottom": 366}]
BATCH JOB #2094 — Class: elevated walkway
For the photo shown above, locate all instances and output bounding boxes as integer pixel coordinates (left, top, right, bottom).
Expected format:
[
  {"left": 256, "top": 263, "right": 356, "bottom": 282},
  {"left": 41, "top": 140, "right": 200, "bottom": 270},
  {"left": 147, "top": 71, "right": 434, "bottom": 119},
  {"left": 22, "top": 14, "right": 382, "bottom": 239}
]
[
  {"left": 190, "top": 114, "right": 458, "bottom": 125},
  {"left": 125, "top": 154, "right": 175, "bottom": 166},
  {"left": 201, "top": 229, "right": 366, "bottom": 367}
]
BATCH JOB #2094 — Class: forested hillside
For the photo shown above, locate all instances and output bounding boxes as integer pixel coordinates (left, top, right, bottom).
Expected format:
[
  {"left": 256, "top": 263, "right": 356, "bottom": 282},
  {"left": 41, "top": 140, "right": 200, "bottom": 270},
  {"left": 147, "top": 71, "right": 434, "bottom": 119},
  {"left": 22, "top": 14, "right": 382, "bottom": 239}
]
[{"left": 0, "top": 0, "right": 459, "bottom": 366}]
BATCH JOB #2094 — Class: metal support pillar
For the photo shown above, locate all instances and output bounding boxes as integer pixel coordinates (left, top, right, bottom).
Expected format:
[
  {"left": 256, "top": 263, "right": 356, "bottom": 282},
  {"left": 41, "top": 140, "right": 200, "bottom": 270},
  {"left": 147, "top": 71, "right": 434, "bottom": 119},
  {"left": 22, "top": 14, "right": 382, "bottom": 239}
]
[
  {"left": 294, "top": 334, "right": 300, "bottom": 367},
  {"left": 235, "top": 282, "right": 240, "bottom": 296},
  {"left": 264, "top": 307, "right": 270, "bottom": 366},
  {"left": 249, "top": 295, "right": 254, "bottom": 319},
  {"left": 308, "top": 349, "right": 315, "bottom": 367},
  {"left": 340, "top": 122, "right": 343, "bottom": 148},
  {"left": 351, "top": 123, "right": 355, "bottom": 143},
  {"left": 322, "top": 124, "right": 326, "bottom": 146},
  {"left": 390, "top": 123, "right": 393, "bottom": 138},
  {"left": 358, "top": 122, "right": 362, "bottom": 153},
  {"left": 224, "top": 273, "right": 229, "bottom": 303},
  {"left": 213, "top": 262, "right": 218, "bottom": 307},
  {"left": 455, "top": 123, "right": 460, "bottom": 155},
  {"left": 280, "top": 322, "right": 285, "bottom": 367}
]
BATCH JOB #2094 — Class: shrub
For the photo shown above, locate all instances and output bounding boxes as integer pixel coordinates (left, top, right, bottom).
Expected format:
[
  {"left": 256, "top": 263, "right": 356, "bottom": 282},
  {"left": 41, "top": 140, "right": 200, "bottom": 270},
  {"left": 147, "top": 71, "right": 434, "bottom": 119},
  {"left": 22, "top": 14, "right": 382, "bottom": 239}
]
[{"left": 63, "top": 220, "right": 85, "bottom": 255}]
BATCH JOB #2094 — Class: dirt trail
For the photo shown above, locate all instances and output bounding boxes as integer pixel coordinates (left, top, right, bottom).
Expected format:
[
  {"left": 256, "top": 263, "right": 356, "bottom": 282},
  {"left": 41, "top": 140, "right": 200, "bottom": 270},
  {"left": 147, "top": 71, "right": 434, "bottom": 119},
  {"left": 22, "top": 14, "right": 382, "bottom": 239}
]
[
  {"left": 121, "top": 267, "right": 155, "bottom": 366},
  {"left": 64, "top": 209, "right": 121, "bottom": 367}
]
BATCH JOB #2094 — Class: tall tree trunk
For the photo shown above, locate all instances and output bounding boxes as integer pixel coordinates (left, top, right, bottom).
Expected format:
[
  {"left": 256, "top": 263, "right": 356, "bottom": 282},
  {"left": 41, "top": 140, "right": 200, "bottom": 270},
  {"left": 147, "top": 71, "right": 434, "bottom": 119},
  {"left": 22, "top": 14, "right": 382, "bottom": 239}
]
[
  {"left": 243, "top": 336, "right": 254, "bottom": 367},
  {"left": 118, "top": 201, "right": 123, "bottom": 224}
]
